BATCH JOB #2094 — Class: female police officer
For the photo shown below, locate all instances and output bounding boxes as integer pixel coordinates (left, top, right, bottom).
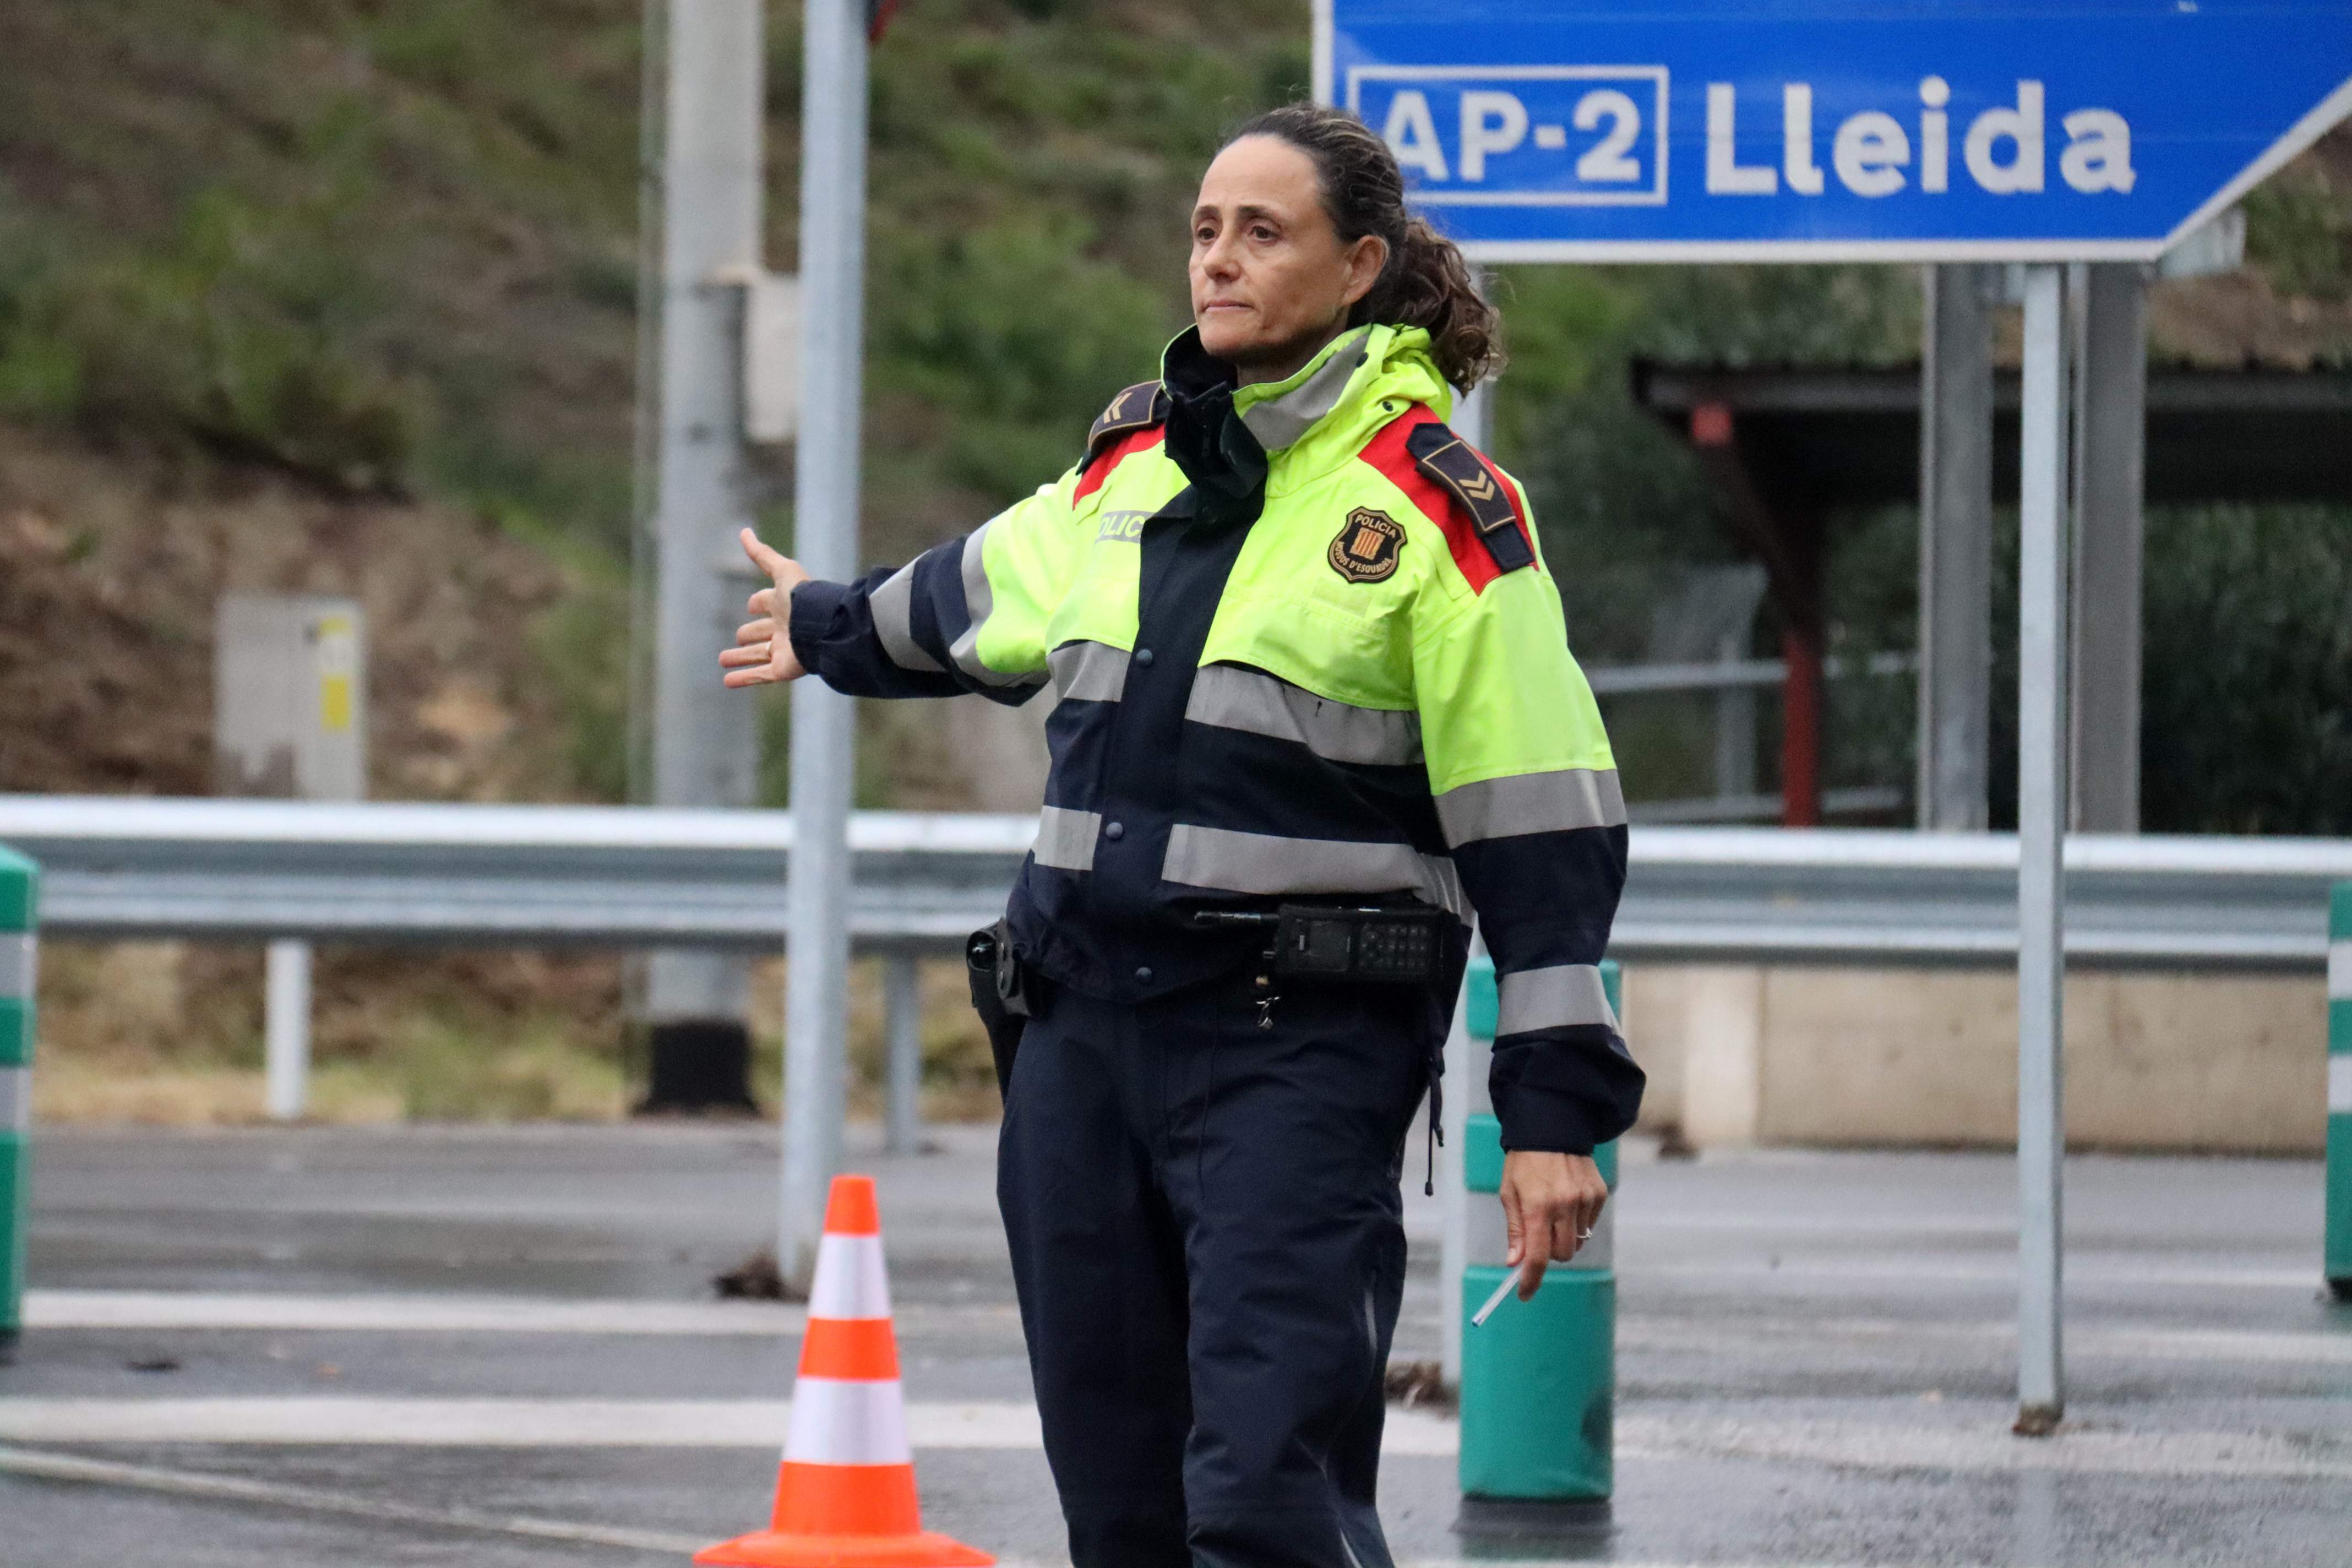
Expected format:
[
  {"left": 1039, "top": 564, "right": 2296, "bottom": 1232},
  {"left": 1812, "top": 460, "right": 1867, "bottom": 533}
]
[{"left": 720, "top": 102, "right": 1642, "bottom": 1568}]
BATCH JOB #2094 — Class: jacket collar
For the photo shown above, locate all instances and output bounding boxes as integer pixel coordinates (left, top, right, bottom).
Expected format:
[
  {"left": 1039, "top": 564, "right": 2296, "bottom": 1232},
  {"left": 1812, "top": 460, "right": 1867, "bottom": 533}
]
[
  {"left": 1157, "top": 323, "right": 1456, "bottom": 509},
  {"left": 1232, "top": 325, "right": 1377, "bottom": 452},
  {"left": 1159, "top": 329, "right": 1267, "bottom": 520}
]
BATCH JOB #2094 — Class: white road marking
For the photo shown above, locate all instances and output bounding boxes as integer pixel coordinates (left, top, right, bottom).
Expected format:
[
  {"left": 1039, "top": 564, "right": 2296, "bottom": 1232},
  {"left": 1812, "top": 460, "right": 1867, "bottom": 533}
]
[
  {"left": 1620, "top": 1316, "right": 2352, "bottom": 1364},
  {"left": 5, "top": 1398, "right": 2348, "bottom": 1481},
  {"left": 23, "top": 1291, "right": 810, "bottom": 1336},
  {"left": 1617, "top": 1414, "right": 2352, "bottom": 1482},
  {"left": 0, "top": 1396, "right": 1458, "bottom": 1456},
  {"left": 1629, "top": 1259, "right": 2318, "bottom": 1289},
  {"left": 0, "top": 1443, "right": 709, "bottom": 1554},
  {"left": 29, "top": 1290, "right": 2344, "bottom": 1368},
  {"left": 1623, "top": 1214, "right": 2016, "bottom": 1234}
]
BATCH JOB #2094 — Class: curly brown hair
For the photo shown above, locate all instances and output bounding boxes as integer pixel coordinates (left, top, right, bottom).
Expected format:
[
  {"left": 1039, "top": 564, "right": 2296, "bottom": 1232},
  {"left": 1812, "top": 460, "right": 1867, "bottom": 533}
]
[{"left": 1223, "top": 102, "right": 1505, "bottom": 394}]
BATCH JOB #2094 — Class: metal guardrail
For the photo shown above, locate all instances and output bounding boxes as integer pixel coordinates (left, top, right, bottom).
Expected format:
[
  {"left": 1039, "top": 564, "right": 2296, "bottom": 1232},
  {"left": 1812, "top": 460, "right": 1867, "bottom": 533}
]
[
  {"left": 1583, "top": 651, "right": 1914, "bottom": 696},
  {"left": 0, "top": 796, "right": 2346, "bottom": 969},
  {"left": 0, "top": 799, "right": 1025, "bottom": 950}
]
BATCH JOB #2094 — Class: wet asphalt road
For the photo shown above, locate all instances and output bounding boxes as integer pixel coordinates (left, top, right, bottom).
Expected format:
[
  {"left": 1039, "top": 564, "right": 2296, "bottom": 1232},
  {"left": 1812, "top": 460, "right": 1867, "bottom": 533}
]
[{"left": 3, "top": 1120, "right": 2348, "bottom": 1566}]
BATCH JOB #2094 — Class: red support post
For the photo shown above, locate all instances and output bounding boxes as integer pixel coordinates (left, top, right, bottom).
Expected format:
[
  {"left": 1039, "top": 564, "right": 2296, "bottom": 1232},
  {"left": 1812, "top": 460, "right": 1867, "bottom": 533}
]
[{"left": 1781, "top": 624, "right": 1823, "bottom": 827}]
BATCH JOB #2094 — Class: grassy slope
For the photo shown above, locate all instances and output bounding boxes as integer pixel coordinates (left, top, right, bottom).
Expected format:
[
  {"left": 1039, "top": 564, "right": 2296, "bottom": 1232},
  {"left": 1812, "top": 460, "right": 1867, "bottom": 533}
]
[{"left": 0, "top": 0, "right": 1309, "bottom": 1122}]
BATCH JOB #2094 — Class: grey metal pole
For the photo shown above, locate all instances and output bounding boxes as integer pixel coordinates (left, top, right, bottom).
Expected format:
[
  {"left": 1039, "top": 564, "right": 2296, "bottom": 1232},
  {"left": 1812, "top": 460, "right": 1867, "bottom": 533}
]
[
  {"left": 2068, "top": 263, "right": 2148, "bottom": 835},
  {"left": 780, "top": 0, "right": 868, "bottom": 1287},
  {"left": 1439, "top": 358, "right": 1494, "bottom": 1387},
  {"left": 2015, "top": 263, "right": 2072, "bottom": 1435},
  {"left": 883, "top": 953, "right": 922, "bottom": 1156},
  {"left": 1917, "top": 264, "right": 1995, "bottom": 832},
  {"left": 646, "top": 0, "right": 765, "bottom": 1075}
]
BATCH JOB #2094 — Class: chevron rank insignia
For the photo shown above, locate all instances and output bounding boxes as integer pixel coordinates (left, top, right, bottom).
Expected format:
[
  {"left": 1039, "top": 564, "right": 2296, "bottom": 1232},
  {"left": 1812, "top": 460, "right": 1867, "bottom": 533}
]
[
  {"left": 1082, "top": 380, "right": 1170, "bottom": 469},
  {"left": 1404, "top": 421, "right": 1534, "bottom": 574}
]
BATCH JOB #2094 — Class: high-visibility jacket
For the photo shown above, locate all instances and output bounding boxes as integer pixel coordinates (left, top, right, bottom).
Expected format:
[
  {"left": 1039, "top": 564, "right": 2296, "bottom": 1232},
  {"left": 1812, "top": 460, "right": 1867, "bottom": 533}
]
[{"left": 790, "top": 322, "right": 1642, "bottom": 1153}]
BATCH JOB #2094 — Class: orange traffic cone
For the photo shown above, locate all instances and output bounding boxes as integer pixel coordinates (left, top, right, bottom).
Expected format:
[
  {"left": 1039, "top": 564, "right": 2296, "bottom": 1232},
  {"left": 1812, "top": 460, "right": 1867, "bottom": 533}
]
[{"left": 696, "top": 1175, "right": 993, "bottom": 1568}]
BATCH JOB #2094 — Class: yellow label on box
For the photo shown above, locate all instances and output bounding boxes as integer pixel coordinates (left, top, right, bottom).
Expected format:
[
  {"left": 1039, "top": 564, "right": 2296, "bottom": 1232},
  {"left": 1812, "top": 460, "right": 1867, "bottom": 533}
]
[{"left": 320, "top": 674, "right": 352, "bottom": 732}]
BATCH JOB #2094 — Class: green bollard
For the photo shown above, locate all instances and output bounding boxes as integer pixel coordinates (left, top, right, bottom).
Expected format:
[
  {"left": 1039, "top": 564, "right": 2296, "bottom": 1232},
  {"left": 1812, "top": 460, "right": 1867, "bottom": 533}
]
[
  {"left": 1457, "top": 955, "right": 1619, "bottom": 1532},
  {"left": 2329, "top": 885, "right": 2350, "bottom": 1302},
  {"left": 0, "top": 846, "right": 35, "bottom": 1364}
]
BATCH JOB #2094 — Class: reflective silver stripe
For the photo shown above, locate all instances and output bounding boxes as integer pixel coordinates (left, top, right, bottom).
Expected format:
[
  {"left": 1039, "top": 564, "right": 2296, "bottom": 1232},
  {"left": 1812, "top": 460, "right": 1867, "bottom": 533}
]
[
  {"left": 1437, "top": 769, "right": 1626, "bottom": 846},
  {"left": 1161, "top": 825, "right": 1466, "bottom": 920},
  {"left": 943, "top": 523, "right": 1037, "bottom": 689},
  {"left": 1184, "top": 665, "right": 1422, "bottom": 767},
  {"left": 2332, "top": 940, "right": 2352, "bottom": 1000},
  {"left": 1032, "top": 807, "right": 1102, "bottom": 873},
  {"left": 1496, "top": 963, "right": 1620, "bottom": 1038},
  {"left": 1047, "top": 641, "right": 1130, "bottom": 704},
  {"left": 0, "top": 934, "right": 30, "bottom": 1000},
  {"left": 2332, "top": 1057, "right": 2352, "bottom": 1115},
  {"left": 868, "top": 562, "right": 945, "bottom": 674},
  {"left": 945, "top": 524, "right": 995, "bottom": 679},
  {"left": 1239, "top": 328, "right": 1370, "bottom": 452},
  {"left": 0, "top": 1065, "right": 25, "bottom": 1132}
]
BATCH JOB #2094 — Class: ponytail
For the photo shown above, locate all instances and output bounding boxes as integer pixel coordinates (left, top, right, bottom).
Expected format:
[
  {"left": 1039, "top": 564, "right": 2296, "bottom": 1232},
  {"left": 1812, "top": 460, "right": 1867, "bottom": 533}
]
[{"left": 1224, "top": 103, "right": 1505, "bottom": 394}]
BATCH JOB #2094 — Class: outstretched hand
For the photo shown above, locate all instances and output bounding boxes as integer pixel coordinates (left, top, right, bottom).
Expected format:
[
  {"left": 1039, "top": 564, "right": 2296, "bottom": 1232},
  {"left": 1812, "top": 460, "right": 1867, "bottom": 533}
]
[{"left": 720, "top": 528, "right": 813, "bottom": 688}]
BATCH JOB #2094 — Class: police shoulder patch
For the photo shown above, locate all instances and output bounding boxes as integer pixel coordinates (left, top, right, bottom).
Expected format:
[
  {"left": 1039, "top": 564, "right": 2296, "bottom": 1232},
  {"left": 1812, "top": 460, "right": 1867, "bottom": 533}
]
[
  {"left": 1329, "top": 506, "right": 1404, "bottom": 584},
  {"left": 1403, "top": 421, "right": 1534, "bottom": 574},
  {"left": 1081, "top": 381, "right": 1170, "bottom": 470}
]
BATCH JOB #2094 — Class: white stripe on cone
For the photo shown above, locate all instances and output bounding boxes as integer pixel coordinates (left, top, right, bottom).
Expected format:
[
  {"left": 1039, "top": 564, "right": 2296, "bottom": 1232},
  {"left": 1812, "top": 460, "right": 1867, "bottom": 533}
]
[
  {"left": 782, "top": 1376, "right": 914, "bottom": 1466},
  {"left": 2332, "top": 940, "right": 2352, "bottom": 1001},
  {"left": 2331, "top": 1055, "right": 2352, "bottom": 1115},
  {"left": 808, "top": 1233, "right": 892, "bottom": 1321}
]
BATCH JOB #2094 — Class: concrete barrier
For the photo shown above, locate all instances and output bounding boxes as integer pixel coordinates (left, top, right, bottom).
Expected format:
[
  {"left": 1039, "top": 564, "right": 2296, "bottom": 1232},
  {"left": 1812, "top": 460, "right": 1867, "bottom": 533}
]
[
  {"left": 0, "top": 846, "right": 36, "bottom": 1364},
  {"left": 1457, "top": 957, "right": 1619, "bottom": 1529},
  {"left": 1623, "top": 962, "right": 2327, "bottom": 1153}
]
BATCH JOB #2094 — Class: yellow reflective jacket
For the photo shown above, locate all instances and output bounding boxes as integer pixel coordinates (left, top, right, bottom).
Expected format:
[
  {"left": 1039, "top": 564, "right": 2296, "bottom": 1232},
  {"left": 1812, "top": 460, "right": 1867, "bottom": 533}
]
[{"left": 790, "top": 323, "right": 1641, "bottom": 1152}]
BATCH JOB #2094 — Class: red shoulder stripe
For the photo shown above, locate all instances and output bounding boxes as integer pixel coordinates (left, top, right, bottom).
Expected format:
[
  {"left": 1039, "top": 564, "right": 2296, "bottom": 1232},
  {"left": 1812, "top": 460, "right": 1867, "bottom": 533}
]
[
  {"left": 1357, "top": 407, "right": 1523, "bottom": 594},
  {"left": 1072, "top": 426, "right": 1164, "bottom": 504}
]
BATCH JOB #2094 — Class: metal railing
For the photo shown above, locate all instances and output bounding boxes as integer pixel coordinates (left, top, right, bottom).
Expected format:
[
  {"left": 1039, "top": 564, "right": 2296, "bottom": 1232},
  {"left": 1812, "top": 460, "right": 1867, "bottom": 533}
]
[{"left": 0, "top": 795, "right": 2345, "bottom": 970}]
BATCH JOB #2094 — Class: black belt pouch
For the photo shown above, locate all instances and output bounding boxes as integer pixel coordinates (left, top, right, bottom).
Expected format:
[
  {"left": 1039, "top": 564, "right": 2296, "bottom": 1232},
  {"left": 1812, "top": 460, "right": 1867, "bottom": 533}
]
[{"left": 964, "top": 921, "right": 1032, "bottom": 1100}]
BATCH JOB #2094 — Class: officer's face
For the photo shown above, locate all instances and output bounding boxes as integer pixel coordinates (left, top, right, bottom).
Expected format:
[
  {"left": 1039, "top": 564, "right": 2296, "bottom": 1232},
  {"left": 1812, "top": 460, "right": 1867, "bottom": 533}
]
[{"left": 1190, "top": 137, "right": 1386, "bottom": 384}]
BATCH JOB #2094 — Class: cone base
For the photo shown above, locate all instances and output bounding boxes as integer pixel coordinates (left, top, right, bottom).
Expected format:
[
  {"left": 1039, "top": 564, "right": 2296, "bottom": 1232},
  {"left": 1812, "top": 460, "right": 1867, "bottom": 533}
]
[{"left": 693, "top": 1528, "right": 994, "bottom": 1567}]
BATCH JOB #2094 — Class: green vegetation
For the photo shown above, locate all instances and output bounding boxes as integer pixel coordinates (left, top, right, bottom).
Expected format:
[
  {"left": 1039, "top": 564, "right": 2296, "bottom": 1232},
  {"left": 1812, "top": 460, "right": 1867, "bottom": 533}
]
[{"left": 2245, "top": 150, "right": 2352, "bottom": 306}]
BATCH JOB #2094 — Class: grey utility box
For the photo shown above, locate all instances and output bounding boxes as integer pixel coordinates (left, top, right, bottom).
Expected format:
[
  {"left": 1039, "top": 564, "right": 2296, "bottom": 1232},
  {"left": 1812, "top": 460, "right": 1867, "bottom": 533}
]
[{"left": 214, "top": 595, "right": 367, "bottom": 801}]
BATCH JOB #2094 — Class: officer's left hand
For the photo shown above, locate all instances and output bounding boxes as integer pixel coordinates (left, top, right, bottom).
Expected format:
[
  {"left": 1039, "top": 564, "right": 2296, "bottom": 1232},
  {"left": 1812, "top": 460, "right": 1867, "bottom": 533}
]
[{"left": 1499, "top": 1150, "right": 1609, "bottom": 1300}]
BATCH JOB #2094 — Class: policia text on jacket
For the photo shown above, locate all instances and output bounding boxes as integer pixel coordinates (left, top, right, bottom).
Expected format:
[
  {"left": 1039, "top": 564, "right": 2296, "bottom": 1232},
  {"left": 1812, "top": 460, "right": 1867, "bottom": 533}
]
[{"left": 721, "top": 103, "right": 1642, "bottom": 1568}]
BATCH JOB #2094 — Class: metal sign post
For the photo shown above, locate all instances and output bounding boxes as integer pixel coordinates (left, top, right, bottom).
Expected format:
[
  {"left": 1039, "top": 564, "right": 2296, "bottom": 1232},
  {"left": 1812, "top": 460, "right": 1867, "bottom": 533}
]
[
  {"left": 2013, "top": 263, "right": 2071, "bottom": 1433},
  {"left": 780, "top": 0, "right": 870, "bottom": 1290},
  {"left": 647, "top": 0, "right": 766, "bottom": 1109},
  {"left": 1321, "top": 0, "right": 2352, "bottom": 1444}
]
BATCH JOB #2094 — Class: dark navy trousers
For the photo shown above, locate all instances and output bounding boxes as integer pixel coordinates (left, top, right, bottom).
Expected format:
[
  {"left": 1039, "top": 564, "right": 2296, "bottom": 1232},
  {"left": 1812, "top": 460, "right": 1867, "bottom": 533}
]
[{"left": 996, "top": 972, "right": 1440, "bottom": 1568}]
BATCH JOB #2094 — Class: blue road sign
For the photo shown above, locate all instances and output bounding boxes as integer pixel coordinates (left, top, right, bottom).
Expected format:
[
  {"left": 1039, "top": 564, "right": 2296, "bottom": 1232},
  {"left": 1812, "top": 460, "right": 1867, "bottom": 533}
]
[{"left": 1314, "top": 1, "right": 2352, "bottom": 262}]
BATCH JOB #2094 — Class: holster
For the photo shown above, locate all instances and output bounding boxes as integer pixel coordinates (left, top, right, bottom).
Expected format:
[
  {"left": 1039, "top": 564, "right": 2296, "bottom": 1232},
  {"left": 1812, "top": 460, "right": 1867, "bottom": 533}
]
[{"left": 964, "top": 920, "right": 1032, "bottom": 1100}]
